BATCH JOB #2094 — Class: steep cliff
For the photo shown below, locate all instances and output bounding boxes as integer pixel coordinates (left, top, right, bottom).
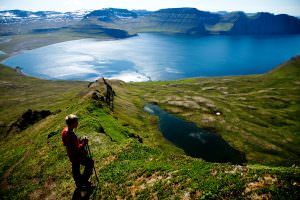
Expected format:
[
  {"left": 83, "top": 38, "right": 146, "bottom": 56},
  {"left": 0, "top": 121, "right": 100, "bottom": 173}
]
[{"left": 229, "top": 12, "right": 300, "bottom": 35}]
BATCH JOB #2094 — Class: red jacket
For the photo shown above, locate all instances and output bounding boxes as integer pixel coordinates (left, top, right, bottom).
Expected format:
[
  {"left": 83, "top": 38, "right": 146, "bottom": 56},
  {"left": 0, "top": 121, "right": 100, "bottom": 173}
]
[{"left": 62, "top": 127, "right": 86, "bottom": 163}]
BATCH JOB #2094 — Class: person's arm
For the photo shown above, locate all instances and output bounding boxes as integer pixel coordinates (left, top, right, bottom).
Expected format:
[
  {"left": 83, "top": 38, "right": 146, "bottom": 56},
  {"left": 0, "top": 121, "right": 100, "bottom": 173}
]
[{"left": 78, "top": 137, "right": 88, "bottom": 149}]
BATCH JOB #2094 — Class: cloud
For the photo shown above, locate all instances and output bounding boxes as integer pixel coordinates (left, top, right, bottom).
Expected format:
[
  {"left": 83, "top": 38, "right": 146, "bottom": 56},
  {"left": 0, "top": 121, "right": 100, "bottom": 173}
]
[{"left": 57, "top": 0, "right": 111, "bottom": 11}]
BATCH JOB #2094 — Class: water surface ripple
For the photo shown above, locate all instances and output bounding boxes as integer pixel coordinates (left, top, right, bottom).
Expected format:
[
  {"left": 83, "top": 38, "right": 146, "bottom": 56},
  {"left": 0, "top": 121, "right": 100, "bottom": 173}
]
[{"left": 3, "top": 33, "right": 300, "bottom": 81}]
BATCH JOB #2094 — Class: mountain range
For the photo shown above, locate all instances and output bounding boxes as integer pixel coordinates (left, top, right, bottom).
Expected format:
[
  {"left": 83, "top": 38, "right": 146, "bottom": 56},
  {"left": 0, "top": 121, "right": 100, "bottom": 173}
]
[{"left": 1, "top": 8, "right": 300, "bottom": 36}]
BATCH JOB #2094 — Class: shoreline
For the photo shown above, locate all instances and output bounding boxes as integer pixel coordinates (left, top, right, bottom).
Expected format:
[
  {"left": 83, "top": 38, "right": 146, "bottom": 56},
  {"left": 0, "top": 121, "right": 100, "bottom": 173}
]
[
  {"left": 1, "top": 33, "right": 299, "bottom": 84},
  {"left": 0, "top": 34, "right": 124, "bottom": 61},
  {"left": 0, "top": 33, "right": 142, "bottom": 82}
]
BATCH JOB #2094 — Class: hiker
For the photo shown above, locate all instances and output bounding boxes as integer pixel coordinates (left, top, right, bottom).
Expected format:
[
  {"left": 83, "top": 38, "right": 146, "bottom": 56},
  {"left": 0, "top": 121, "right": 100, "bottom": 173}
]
[
  {"left": 62, "top": 114, "right": 94, "bottom": 188},
  {"left": 103, "top": 77, "right": 115, "bottom": 110}
]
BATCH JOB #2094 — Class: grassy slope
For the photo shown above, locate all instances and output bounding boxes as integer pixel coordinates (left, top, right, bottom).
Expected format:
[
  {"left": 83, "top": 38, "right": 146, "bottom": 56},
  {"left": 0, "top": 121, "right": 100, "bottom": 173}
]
[
  {"left": 0, "top": 65, "right": 88, "bottom": 134},
  {"left": 0, "top": 57, "right": 299, "bottom": 199},
  {"left": 132, "top": 56, "right": 300, "bottom": 167}
]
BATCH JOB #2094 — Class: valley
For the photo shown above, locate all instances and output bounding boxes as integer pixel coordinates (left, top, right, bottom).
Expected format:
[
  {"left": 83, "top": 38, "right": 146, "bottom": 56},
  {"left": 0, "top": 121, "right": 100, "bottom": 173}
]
[{"left": 1, "top": 6, "right": 300, "bottom": 199}]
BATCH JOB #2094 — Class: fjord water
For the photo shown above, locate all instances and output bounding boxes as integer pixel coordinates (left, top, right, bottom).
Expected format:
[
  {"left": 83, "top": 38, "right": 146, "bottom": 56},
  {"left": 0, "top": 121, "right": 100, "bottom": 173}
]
[
  {"left": 144, "top": 104, "right": 246, "bottom": 164},
  {"left": 3, "top": 33, "right": 300, "bottom": 81}
]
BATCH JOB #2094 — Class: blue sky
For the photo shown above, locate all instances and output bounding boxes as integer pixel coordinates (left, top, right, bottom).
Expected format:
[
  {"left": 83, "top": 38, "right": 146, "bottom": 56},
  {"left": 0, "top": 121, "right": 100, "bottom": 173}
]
[{"left": 0, "top": 0, "right": 300, "bottom": 16}]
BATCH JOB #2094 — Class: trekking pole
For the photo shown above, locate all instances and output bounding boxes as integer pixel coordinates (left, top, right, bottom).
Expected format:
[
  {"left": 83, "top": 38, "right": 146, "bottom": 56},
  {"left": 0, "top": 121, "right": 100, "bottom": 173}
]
[{"left": 86, "top": 142, "right": 100, "bottom": 183}]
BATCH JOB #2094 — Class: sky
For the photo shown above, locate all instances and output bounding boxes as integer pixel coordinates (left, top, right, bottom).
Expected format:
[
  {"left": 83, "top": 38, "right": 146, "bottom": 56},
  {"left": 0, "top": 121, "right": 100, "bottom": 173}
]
[{"left": 0, "top": 0, "right": 300, "bottom": 16}]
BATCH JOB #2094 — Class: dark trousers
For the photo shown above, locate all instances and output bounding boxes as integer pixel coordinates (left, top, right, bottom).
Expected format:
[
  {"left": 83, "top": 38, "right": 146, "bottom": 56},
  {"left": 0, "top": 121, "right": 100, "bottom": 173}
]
[{"left": 72, "top": 157, "right": 94, "bottom": 186}]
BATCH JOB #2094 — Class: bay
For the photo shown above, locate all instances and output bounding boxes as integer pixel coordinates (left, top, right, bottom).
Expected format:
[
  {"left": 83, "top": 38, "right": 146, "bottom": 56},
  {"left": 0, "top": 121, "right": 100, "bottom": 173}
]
[{"left": 3, "top": 33, "right": 300, "bottom": 82}]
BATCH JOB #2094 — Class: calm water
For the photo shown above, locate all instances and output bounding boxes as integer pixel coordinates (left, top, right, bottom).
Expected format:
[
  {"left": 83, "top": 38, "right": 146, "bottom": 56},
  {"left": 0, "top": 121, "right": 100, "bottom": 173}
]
[
  {"left": 144, "top": 104, "right": 246, "bottom": 164},
  {"left": 3, "top": 33, "right": 300, "bottom": 81}
]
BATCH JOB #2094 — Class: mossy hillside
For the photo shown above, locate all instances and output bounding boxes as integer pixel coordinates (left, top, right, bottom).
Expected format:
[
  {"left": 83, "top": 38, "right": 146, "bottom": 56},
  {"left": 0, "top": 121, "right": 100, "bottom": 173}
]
[
  {"left": 132, "top": 57, "right": 300, "bottom": 166},
  {"left": 1, "top": 101, "right": 299, "bottom": 199},
  {"left": 0, "top": 57, "right": 299, "bottom": 199},
  {"left": 0, "top": 65, "right": 181, "bottom": 199},
  {"left": 0, "top": 65, "right": 88, "bottom": 135}
]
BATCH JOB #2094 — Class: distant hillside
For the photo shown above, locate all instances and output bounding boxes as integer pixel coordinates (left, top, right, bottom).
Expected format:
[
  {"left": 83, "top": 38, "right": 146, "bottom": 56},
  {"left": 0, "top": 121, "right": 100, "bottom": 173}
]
[
  {"left": 229, "top": 12, "right": 300, "bottom": 35},
  {"left": 1, "top": 8, "right": 300, "bottom": 36},
  {"left": 84, "top": 8, "right": 138, "bottom": 22},
  {"left": 131, "top": 8, "right": 219, "bottom": 34},
  {"left": 0, "top": 9, "right": 133, "bottom": 39},
  {"left": 0, "top": 9, "right": 88, "bottom": 23},
  {"left": 83, "top": 8, "right": 300, "bottom": 35}
]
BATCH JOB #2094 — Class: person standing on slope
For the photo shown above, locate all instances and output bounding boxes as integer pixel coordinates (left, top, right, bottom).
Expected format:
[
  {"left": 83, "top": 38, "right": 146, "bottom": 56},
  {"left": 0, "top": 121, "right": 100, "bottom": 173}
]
[{"left": 62, "top": 114, "right": 94, "bottom": 188}]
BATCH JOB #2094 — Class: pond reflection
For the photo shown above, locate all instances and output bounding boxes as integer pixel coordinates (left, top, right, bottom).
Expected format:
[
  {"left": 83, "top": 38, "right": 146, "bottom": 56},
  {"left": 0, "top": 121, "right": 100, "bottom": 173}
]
[{"left": 144, "top": 104, "right": 246, "bottom": 164}]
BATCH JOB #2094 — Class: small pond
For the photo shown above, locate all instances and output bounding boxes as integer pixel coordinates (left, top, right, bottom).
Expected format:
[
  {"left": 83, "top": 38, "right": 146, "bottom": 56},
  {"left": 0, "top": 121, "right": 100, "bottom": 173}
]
[{"left": 144, "top": 104, "right": 246, "bottom": 164}]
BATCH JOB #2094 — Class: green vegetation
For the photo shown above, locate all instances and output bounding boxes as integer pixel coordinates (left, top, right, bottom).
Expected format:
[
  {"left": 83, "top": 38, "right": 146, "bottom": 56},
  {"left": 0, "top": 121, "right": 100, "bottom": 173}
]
[
  {"left": 205, "top": 23, "right": 233, "bottom": 33},
  {"left": 0, "top": 56, "right": 299, "bottom": 199},
  {"left": 133, "top": 56, "right": 300, "bottom": 166}
]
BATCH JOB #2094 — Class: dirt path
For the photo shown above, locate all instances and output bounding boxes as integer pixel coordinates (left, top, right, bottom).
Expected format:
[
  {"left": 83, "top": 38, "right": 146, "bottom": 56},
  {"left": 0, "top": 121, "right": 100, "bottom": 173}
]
[{"left": 0, "top": 151, "right": 29, "bottom": 190}]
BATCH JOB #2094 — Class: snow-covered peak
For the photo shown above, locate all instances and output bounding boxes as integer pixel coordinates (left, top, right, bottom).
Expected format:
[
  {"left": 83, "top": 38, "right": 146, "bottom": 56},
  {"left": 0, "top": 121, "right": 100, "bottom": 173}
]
[
  {"left": 1, "top": 11, "right": 18, "bottom": 18},
  {"left": 0, "top": 9, "right": 92, "bottom": 23}
]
